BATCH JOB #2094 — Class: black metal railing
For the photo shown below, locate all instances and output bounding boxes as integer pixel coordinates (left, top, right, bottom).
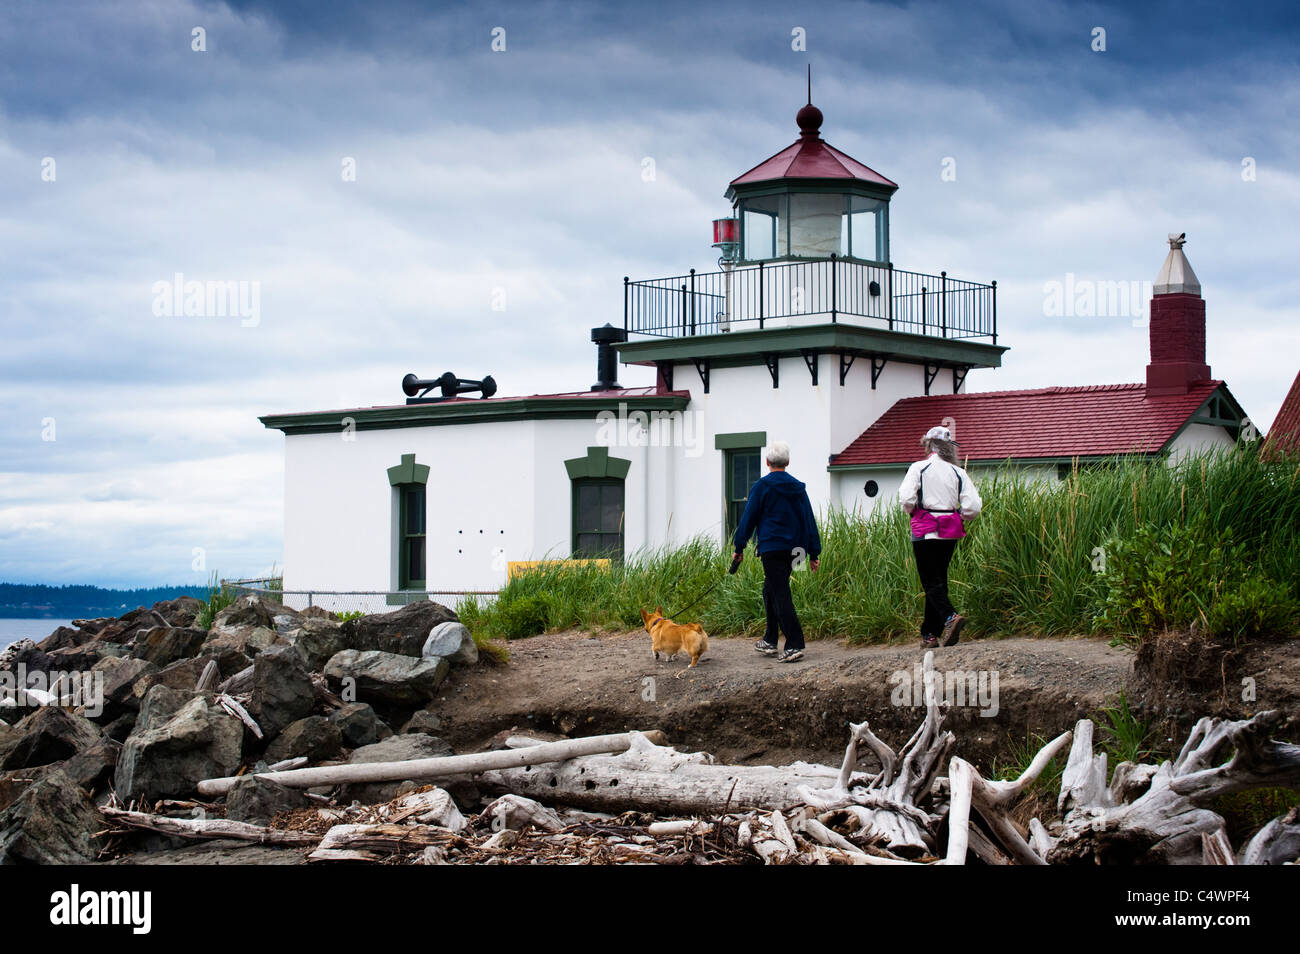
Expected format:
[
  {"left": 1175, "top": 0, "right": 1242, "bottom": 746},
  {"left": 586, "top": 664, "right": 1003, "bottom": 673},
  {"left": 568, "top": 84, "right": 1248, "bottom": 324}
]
[{"left": 623, "top": 257, "right": 997, "bottom": 343}]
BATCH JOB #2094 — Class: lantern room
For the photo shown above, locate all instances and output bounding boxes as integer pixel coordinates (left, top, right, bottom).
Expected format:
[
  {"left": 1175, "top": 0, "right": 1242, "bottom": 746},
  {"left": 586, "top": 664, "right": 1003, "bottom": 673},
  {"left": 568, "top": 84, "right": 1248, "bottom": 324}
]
[{"left": 724, "top": 100, "right": 898, "bottom": 265}]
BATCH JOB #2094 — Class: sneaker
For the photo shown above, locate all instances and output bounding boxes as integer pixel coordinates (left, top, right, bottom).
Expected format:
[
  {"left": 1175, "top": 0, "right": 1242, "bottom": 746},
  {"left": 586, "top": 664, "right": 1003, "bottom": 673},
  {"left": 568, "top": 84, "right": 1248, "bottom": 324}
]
[
  {"left": 754, "top": 640, "right": 778, "bottom": 656},
  {"left": 942, "top": 614, "right": 966, "bottom": 647},
  {"left": 921, "top": 635, "right": 940, "bottom": 650},
  {"left": 776, "top": 648, "right": 805, "bottom": 663}
]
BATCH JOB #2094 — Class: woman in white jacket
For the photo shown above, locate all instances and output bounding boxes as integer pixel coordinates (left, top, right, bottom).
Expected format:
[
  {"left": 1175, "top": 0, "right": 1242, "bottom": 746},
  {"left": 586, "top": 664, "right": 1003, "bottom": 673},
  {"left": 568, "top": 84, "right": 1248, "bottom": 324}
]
[{"left": 898, "top": 426, "right": 982, "bottom": 648}]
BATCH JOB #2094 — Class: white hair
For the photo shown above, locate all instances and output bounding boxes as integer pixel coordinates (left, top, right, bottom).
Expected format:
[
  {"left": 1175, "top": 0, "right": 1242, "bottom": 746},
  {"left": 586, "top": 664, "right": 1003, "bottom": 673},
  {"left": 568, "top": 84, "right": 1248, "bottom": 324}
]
[{"left": 766, "top": 441, "right": 791, "bottom": 468}]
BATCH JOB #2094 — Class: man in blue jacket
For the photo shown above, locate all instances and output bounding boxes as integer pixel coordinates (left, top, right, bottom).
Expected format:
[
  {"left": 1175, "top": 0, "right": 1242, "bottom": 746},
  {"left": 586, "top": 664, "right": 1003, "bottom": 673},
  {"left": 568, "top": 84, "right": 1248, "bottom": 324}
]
[{"left": 732, "top": 441, "right": 821, "bottom": 663}]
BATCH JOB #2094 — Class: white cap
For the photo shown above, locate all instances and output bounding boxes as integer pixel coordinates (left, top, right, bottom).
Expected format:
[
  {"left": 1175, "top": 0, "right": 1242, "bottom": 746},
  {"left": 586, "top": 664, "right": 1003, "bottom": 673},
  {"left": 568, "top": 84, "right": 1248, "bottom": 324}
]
[{"left": 922, "top": 425, "right": 954, "bottom": 443}]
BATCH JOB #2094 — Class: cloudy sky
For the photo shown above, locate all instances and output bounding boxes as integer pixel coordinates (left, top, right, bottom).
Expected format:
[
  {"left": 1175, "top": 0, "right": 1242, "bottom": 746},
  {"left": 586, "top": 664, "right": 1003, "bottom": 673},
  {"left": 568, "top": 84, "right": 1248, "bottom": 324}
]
[{"left": 1, "top": 0, "right": 1296, "bottom": 588}]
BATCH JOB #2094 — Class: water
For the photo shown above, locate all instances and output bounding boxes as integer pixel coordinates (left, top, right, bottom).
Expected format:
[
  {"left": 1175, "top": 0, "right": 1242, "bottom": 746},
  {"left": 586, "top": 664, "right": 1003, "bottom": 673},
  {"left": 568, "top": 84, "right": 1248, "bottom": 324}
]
[{"left": 0, "top": 619, "right": 73, "bottom": 650}]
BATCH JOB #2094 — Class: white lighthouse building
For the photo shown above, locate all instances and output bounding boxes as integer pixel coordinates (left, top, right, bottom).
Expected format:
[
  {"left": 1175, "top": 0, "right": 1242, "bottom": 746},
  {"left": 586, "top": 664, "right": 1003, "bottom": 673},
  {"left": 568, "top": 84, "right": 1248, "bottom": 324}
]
[{"left": 261, "top": 101, "right": 1249, "bottom": 608}]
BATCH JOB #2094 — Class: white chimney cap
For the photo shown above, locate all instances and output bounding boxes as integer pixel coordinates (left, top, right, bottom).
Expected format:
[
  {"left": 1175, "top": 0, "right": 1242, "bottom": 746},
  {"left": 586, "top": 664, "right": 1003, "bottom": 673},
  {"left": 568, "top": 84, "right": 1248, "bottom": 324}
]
[{"left": 1154, "top": 232, "right": 1201, "bottom": 296}]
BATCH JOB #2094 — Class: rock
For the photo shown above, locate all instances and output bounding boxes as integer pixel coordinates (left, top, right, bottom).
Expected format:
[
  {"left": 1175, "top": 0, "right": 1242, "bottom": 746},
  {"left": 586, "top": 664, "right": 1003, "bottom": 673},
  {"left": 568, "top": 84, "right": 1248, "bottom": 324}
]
[
  {"left": 264, "top": 716, "right": 343, "bottom": 764},
  {"left": 292, "top": 618, "right": 348, "bottom": 672},
  {"left": 114, "top": 687, "right": 243, "bottom": 801},
  {"left": 0, "top": 706, "right": 104, "bottom": 770},
  {"left": 249, "top": 644, "right": 315, "bottom": 741},
  {"left": 44, "top": 641, "right": 116, "bottom": 671},
  {"left": 270, "top": 612, "right": 302, "bottom": 635},
  {"left": 225, "top": 775, "right": 310, "bottom": 825},
  {"left": 35, "top": 625, "right": 97, "bottom": 653},
  {"left": 58, "top": 735, "right": 123, "bottom": 795},
  {"left": 324, "top": 650, "right": 448, "bottom": 706},
  {"left": 199, "top": 626, "right": 279, "bottom": 676},
  {"left": 89, "top": 656, "right": 159, "bottom": 721},
  {"left": 0, "top": 640, "right": 59, "bottom": 677},
  {"left": 341, "top": 600, "right": 458, "bottom": 657},
  {"left": 0, "top": 769, "right": 101, "bottom": 864},
  {"left": 299, "top": 605, "right": 338, "bottom": 621},
  {"left": 132, "top": 626, "right": 208, "bottom": 667},
  {"left": 422, "top": 621, "right": 478, "bottom": 666},
  {"left": 131, "top": 657, "right": 210, "bottom": 702},
  {"left": 327, "top": 703, "right": 390, "bottom": 748},
  {"left": 210, "top": 595, "right": 298, "bottom": 637},
  {"left": 151, "top": 596, "right": 206, "bottom": 628},
  {"left": 401, "top": 709, "right": 443, "bottom": 735},
  {"left": 341, "top": 734, "right": 453, "bottom": 804}
]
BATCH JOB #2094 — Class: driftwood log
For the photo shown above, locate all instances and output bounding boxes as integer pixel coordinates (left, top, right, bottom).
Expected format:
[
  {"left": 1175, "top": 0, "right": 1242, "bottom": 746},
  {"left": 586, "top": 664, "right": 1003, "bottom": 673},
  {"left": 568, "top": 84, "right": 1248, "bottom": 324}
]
[
  {"left": 1042, "top": 709, "right": 1300, "bottom": 865},
  {"left": 100, "top": 808, "right": 319, "bottom": 846},
  {"left": 197, "top": 730, "right": 667, "bottom": 796},
  {"left": 478, "top": 731, "right": 847, "bottom": 815}
]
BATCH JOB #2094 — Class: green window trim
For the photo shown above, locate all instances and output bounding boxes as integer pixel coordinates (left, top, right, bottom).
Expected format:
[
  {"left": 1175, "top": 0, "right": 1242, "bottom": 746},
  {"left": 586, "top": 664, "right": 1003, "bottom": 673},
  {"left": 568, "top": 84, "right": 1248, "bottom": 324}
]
[
  {"left": 387, "top": 453, "right": 430, "bottom": 486},
  {"left": 715, "top": 431, "right": 767, "bottom": 451},
  {"left": 564, "top": 446, "right": 631, "bottom": 480}
]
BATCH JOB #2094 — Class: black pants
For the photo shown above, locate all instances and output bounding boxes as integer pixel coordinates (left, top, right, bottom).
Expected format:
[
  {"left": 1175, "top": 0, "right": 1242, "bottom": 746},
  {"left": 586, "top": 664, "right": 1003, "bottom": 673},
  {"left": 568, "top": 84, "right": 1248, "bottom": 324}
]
[
  {"left": 760, "top": 551, "right": 805, "bottom": 650},
  {"left": 912, "top": 539, "right": 958, "bottom": 640}
]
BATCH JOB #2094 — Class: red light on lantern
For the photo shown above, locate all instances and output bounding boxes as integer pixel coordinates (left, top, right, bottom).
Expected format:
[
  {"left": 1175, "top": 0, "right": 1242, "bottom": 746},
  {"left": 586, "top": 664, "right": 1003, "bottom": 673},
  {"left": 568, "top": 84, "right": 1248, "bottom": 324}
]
[{"left": 712, "top": 217, "right": 739, "bottom": 246}]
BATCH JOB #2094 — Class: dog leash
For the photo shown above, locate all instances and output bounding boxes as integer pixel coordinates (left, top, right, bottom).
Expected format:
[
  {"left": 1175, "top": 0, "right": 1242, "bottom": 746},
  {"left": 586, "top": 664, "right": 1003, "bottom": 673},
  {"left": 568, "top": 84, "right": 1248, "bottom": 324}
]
[{"left": 659, "top": 571, "right": 729, "bottom": 623}]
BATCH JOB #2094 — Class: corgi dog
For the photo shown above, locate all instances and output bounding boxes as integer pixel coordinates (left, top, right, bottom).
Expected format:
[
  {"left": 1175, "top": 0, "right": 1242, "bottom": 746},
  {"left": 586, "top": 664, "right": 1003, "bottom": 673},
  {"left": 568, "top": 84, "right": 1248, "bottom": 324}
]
[{"left": 640, "top": 606, "right": 708, "bottom": 669}]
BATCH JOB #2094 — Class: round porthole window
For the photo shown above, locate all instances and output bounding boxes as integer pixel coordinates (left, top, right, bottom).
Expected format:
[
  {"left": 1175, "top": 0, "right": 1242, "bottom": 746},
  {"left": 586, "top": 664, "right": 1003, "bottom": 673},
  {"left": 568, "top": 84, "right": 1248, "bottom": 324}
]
[{"left": 864, "top": 480, "right": 879, "bottom": 498}]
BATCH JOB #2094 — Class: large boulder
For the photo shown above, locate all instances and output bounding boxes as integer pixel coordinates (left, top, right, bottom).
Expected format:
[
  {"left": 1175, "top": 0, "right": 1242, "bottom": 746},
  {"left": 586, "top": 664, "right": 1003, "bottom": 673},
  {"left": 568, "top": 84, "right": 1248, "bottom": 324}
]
[
  {"left": 324, "top": 650, "right": 448, "bottom": 706},
  {"left": 249, "top": 644, "right": 315, "bottom": 741},
  {"left": 113, "top": 686, "right": 243, "bottom": 801},
  {"left": 35, "top": 625, "right": 97, "bottom": 653},
  {"left": 198, "top": 626, "right": 278, "bottom": 677},
  {"left": 89, "top": 655, "right": 159, "bottom": 721},
  {"left": 0, "top": 707, "right": 103, "bottom": 770},
  {"left": 341, "top": 733, "right": 454, "bottom": 804},
  {"left": 225, "top": 775, "right": 310, "bottom": 825},
  {"left": 43, "top": 640, "right": 125, "bottom": 671},
  {"left": 132, "top": 626, "right": 208, "bottom": 667},
  {"left": 131, "top": 657, "right": 210, "bottom": 702},
  {"left": 422, "top": 621, "right": 478, "bottom": 666},
  {"left": 341, "top": 601, "right": 458, "bottom": 657},
  {"left": 264, "top": 716, "right": 342, "bottom": 764},
  {"left": 292, "top": 618, "right": 348, "bottom": 672},
  {"left": 327, "top": 703, "right": 390, "bottom": 749},
  {"left": 0, "top": 769, "right": 101, "bottom": 864}
]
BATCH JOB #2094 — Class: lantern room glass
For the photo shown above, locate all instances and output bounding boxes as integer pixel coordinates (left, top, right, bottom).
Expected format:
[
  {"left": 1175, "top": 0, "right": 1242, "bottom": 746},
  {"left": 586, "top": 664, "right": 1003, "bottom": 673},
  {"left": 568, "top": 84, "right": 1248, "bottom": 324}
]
[{"left": 737, "top": 193, "right": 889, "bottom": 264}]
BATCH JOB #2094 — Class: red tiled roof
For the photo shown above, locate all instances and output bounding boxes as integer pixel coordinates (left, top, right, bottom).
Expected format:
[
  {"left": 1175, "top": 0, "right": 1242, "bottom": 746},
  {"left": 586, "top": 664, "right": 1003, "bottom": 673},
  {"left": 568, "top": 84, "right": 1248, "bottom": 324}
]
[
  {"left": 1263, "top": 369, "right": 1300, "bottom": 458},
  {"left": 830, "top": 381, "right": 1225, "bottom": 467},
  {"left": 730, "top": 137, "right": 897, "bottom": 189}
]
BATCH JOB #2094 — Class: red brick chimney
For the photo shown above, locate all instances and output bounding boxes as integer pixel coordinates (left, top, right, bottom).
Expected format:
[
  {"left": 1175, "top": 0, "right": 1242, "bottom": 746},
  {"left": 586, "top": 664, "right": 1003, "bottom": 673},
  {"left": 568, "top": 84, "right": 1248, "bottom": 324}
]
[{"left": 1146, "top": 233, "right": 1211, "bottom": 398}]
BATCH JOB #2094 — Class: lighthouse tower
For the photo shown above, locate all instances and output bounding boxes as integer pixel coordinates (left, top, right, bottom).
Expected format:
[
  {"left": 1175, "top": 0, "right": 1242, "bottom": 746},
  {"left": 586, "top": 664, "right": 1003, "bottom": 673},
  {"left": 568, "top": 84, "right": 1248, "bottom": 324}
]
[{"left": 612, "top": 95, "right": 1007, "bottom": 543}]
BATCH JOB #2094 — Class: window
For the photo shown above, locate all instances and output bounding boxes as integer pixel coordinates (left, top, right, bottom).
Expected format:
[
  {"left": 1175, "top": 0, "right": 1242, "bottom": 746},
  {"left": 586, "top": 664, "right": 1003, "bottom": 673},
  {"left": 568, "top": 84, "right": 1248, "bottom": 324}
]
[
  {"left": 386, "top": 453, "right": 430, "bottom": 594},
  {"left": 724, "top": 447, "right": 762, "bottom": 538},
  {"left": 399, "top": 484, "right": 426, "bottom": 589},
  {"left": 564, "top": 446, "right": 631, "bottom": 560},
  {"left": 572, "top": 478, "right": 624, "bottom": 558}
]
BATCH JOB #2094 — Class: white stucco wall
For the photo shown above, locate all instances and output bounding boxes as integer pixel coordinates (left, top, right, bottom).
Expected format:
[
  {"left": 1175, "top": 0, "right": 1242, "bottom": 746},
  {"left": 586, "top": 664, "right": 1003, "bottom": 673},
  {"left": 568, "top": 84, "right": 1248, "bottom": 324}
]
[
  {"left": 277, "top": 353, "right": 972, "bottom": 592},
  {"left": 281, "top": 416, "right": 647, "bottom": 595},
  {"left": 1165, "top": 421, "right": 1236, "bottom": 461}
]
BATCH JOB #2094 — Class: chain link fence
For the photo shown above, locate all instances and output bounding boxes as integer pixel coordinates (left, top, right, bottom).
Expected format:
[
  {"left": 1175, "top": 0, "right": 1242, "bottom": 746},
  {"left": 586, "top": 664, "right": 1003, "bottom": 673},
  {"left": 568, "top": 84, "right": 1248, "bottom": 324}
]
[{"left": 222, "top": 579, "right": 498, "bottom": 617}]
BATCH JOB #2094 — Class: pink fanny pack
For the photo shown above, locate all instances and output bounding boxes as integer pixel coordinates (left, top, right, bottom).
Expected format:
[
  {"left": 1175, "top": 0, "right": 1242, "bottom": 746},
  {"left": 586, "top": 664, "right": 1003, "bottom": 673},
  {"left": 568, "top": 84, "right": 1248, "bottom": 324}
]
[{"left": 910, "top": 509, "right": 966, "bottom": 539}]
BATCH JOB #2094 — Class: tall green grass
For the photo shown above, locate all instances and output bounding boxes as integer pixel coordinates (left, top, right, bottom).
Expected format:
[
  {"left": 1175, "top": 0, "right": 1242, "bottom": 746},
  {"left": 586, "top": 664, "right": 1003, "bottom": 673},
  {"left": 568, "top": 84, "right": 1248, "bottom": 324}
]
[{"left": 457, "top": 448, "right": 1300, "bottom": 644}]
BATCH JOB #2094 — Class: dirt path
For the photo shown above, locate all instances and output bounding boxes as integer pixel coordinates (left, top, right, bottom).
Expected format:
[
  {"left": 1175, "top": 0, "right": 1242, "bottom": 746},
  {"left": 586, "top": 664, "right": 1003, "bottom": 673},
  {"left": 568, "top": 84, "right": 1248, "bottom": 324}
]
[{"left": 430, "top": 631, "right": 1135, "bottom": 770}]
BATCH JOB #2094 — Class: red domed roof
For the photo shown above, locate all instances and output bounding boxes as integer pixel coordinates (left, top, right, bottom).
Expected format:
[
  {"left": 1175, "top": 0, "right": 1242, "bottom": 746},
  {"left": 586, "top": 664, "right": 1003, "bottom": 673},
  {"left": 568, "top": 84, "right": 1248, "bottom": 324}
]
[{"left": 729, "top": 104, "right": 897, "bottom": 192}]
